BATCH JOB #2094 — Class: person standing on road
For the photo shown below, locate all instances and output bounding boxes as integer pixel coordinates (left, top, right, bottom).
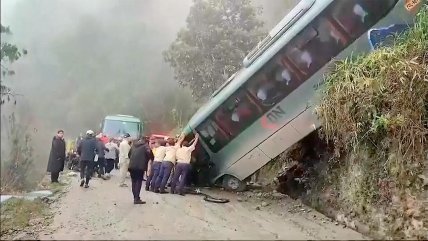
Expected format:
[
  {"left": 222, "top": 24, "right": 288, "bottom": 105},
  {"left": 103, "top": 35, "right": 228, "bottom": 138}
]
[
  {"left": 105, "top": 138, "right": 119, "bottom": 177},
  {"left": 128, "top": 137, "right": 154, "bottom": 204},
  {"left": 95, "top": 134, "right": 109, "bottom": 180},
  {"left": 47, "top": 130, "right": 66, "bottom": 183},
  {"left": 118, "top": 133, "right": 132, "bottom": 187},
  {"left": 171, "top": 133, "right": 199, "bottom": 195},
  {"left": 114, "top": 138, "right": 120, "bottom": 170},
  {"left": 154, "top": 134, "right": 184, "bottom": 194},
  {"left": 77, "top": 130, "right": 97, "bottom": 188},
  {"left": 146, "top": 139, "right": 166, "bottom": 192}
]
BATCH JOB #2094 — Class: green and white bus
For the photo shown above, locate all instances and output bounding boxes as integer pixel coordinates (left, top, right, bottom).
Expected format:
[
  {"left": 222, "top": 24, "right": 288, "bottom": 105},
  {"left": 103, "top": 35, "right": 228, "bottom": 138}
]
[
  {"left": 100, "top": 114, "right": 143, "bottom": 140},
  {"left": 183, "top": 0, "right": 423, "bottom": 191}
]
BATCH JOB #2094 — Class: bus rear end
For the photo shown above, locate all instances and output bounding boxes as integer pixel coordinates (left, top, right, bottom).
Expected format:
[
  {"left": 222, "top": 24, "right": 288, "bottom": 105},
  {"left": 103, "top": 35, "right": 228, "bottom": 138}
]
[{"left": 101, "top": 115, "right": 143, "bottom": 141}]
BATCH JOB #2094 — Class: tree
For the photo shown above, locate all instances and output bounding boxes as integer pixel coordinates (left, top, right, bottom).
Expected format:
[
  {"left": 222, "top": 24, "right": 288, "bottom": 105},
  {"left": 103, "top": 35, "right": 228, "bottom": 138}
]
[
  {"left": 164, "top": 0, "right": 265, "bottom": 100},
  {"left": 1, "top": 24, "right": 27, "bottom": 105}
]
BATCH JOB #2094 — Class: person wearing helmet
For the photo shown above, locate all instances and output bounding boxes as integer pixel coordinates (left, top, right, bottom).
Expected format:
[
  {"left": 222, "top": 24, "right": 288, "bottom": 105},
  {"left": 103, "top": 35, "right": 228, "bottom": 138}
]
[
  {"left": 76, "top": 130, "right": 98, "bottom": 188},
  {"left": 118, "top": 133, "right": 132, "bottom": 187}
]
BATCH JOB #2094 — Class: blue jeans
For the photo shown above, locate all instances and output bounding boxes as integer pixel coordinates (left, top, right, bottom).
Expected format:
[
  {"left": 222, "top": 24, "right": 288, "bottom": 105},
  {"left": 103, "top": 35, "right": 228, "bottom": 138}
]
[
  {"left": 170, "top": 162, "right": 191, "bottom": 194},
  {"left": 146, "top": 161, "right": 161, "bottom": 191},
  {"left": 155, "top": 161, "right": 174, "bottom": 191}
]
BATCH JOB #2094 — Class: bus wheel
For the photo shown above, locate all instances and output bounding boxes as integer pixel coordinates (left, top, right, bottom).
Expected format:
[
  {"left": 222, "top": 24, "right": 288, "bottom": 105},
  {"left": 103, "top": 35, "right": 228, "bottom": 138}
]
[{"left": 222, "top": 175, "right": 246, "bottom": 192}]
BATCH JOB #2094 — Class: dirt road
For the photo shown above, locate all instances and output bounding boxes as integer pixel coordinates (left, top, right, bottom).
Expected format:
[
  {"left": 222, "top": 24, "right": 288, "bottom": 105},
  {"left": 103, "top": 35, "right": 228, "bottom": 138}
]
[{"left": 39, "top": 170, "right": 366, "bottom": 240}]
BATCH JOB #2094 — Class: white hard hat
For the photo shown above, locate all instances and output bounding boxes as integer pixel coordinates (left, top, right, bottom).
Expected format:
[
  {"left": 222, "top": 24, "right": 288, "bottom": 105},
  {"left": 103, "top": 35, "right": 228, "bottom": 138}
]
[{"left": 86, "top": 130, "right": 94, "bottom": 135}]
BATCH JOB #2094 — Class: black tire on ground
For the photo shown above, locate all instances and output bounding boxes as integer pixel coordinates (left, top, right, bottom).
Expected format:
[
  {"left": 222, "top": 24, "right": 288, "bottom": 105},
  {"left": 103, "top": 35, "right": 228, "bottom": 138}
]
[{"left": 222, "top": 175, "right": 246, "bottom": 192}]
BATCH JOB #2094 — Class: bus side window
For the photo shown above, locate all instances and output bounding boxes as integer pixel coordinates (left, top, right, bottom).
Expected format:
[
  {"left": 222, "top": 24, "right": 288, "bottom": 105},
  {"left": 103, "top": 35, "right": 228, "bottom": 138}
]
[
  {"left": 247, "top": 60, "right": 301, "bottom": 110},
  {"left": 285, "top": 27, "right": 319, "bottom": 75},
  {"left": 196, "top": 119, "right": 229, "bottom": 153},
  {"left": 331, "top": 0, "right": 398, "bottom": 38},
  {"left": 291, "top": 19, "right": 350, "bottom": 73},
  {"left": 216, "top": 89, "right": 261, "bottom": 138}
]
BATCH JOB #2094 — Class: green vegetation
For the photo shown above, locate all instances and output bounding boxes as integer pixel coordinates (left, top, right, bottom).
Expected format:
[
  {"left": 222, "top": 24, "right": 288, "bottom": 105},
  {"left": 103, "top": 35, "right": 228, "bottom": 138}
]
[
  {"left": 315, "top": 6, "right": 427, "bottom": 239},
  {"left": 0, "top": 198, "right": 48, "bottom": 236},
  {"left": 1, "top": 24, "right": 27, "bottom": 105},
  {"left": 164, "top": 0, "right": 265, "bottom": 100},
  {"left": 0, "top": 113, "right": 36, "bottom": 193}
]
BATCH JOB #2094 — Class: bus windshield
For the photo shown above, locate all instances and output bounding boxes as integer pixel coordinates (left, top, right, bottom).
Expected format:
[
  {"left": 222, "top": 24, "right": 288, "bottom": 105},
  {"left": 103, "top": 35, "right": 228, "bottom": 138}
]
[{"left": 102, "top": 120, "right": 140, "bottom": 139}]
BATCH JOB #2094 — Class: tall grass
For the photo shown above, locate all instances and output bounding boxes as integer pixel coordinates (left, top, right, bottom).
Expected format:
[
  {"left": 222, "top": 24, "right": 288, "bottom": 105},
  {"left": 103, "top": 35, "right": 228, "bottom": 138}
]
[
  {"left": 0, "top": 113, "right": 35, "bottom": 193},
  {"left": 316, "top": 6, "right": 427, "bottom": 239}
]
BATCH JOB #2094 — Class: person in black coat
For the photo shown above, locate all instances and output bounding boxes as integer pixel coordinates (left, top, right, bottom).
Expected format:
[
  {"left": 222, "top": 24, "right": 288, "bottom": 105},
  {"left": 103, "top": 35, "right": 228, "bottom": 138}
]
[
  {"left": 76, "top": 130, "right": 98, "bottom": 188},
  {"left": 47, "top": 130, "right": 66, "bottom": 183},
  {"left": 128, "top": 137, "right": 154, "bottom": 204}
]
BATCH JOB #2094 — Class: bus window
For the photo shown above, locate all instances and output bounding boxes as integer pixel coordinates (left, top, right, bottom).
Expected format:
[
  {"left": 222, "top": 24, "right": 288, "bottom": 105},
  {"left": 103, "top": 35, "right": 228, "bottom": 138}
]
[
  {"left": 214, "top": 89, "right": 261, "bottom": 139},
  {"left": 287, "top": 23, "right": 347, "bottom": 74},
  {"left": 247, "top": 61, "right": 302, "bottom": 109},
  {"left": 285, "top": 27, "right": 320, "bottom": 75},
  {"left": 196, "top": 119, "right": 229, "bottom": 153},
  {"left": 332, "top": 0, "right": 398, "bottom": 38},
  {"left": 284, "top": 0, "right": 398, "bottom": 77}
]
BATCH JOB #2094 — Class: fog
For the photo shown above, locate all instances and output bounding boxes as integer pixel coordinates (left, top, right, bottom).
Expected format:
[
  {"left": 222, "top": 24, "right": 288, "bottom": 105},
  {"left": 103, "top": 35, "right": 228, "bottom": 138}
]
[{"left": 0, "top": 0, "right": 296, "bottom": 174}]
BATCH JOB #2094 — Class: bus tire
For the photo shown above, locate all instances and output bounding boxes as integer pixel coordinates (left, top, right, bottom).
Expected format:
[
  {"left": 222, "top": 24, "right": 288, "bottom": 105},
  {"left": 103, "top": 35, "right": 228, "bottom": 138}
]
[{"left": 222, "top": 175, "right": 246, "bottom": 192}]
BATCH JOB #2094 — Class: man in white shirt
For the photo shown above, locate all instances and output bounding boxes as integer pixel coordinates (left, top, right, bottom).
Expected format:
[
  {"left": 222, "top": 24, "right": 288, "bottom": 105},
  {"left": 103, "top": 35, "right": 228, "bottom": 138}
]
[
  {"left": 105, "top": 138, "right": 119, "bottom": 177},
  {"left": 154, "top": 134, "right": 184, "bottom": 194},
  {"left": 118, "top": 133, "right": 132, "bottom": 187},
  {"left": 171, "top": 134, "right": 199, "bottom": 195},
  {"left": 146, "top": 139, "right": 167, "bottom": 192}
]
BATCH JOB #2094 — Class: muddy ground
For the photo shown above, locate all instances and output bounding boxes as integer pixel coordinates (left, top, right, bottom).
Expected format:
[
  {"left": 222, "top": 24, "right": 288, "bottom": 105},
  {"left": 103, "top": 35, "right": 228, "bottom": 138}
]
[{"left": 21, "top": 169, "right": 367, "bottom": 240}]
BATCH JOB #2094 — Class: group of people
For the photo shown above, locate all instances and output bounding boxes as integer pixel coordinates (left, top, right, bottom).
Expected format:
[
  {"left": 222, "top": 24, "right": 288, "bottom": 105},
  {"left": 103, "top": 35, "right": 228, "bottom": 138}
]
[
  {"left": 118, "top": 131, "right": 199, "bottom": 204},
  {"left": 46, "top": 128, "right": 200, "bottom": 205}
]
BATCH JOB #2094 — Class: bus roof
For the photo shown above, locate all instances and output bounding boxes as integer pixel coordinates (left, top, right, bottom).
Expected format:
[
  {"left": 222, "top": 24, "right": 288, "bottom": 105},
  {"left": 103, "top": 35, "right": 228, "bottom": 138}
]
[
  {"left": 186, "top": 0, "right": 321, "bottom": 130},
  {"left": 104, "top": 114, "right": 141, "bottom": 123}
]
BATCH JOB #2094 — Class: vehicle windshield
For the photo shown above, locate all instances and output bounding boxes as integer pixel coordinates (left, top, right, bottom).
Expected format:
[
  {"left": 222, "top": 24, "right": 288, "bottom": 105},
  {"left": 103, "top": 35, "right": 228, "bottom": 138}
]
[{"left": 103, "top": 120, "right": 140, "bottom": 139}]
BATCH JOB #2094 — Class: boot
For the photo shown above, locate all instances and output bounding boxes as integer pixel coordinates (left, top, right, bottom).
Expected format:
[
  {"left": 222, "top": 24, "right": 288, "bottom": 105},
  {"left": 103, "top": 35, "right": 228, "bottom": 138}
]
[{"left": 134, "top": 199, "right": 146, "bottom": 204}]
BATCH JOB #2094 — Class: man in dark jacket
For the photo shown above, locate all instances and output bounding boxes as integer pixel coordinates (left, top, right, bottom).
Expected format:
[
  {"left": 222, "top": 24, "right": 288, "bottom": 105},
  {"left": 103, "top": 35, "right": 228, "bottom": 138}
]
[
  {"left": 95, "top": 134, "right": 109, "bottom": 180},
  {"left": 47, "top": 130, "right": 66, "bottom": 183},
  {"left": 77, "top": 130, "right": 97, "bottom": 188},
  {"left": 128, "top": 137, "right": 154, "bottom": 204}
]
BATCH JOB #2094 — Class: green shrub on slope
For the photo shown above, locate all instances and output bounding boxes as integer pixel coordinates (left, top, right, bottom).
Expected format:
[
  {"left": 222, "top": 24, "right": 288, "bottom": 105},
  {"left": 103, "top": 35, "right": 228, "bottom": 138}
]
[{"left": 316, "top": 6, "right": 427, "bottom": 239}]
